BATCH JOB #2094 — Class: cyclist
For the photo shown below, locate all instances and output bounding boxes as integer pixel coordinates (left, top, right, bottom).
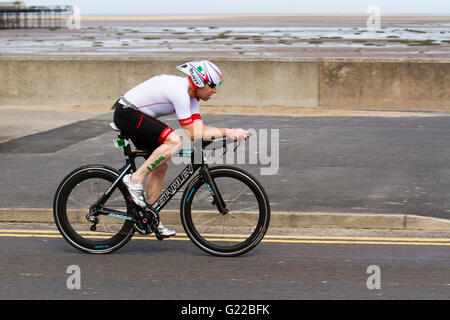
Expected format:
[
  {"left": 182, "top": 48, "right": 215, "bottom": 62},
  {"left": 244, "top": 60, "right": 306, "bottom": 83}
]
[{"left": 112, "top": 60, "right": 248, "bottom": 237}]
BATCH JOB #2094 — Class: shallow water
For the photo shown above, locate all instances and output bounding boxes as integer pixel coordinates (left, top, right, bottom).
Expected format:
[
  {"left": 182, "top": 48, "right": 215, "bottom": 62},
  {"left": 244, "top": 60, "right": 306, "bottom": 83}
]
[{"left": 1, "top": 16, "right": 449, "bottom": 58}]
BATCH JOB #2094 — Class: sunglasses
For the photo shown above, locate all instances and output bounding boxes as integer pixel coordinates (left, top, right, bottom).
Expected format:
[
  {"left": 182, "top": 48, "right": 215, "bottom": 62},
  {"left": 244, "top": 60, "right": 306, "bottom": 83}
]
[{"left": 206, "top": 82, "right": 216, "bottom": 89}]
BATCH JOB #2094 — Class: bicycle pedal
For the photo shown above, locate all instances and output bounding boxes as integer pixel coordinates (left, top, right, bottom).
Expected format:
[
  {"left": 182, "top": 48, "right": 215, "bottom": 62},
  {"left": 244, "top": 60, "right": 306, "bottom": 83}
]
[{"left": 154, "top": 229, "right": 164, "bottom": 241}]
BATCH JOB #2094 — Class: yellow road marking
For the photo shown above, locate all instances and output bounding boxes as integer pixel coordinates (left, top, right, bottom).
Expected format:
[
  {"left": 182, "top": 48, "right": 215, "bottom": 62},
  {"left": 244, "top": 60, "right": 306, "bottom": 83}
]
[
  {"left": 1, "top": 229, "right": 449, "bottom": 242},
  {"left": 262, "top": 239, "right": 450, "bottom": 246},
  {"left": 0, "top": 230, "right": 449, "bottom": 246}
]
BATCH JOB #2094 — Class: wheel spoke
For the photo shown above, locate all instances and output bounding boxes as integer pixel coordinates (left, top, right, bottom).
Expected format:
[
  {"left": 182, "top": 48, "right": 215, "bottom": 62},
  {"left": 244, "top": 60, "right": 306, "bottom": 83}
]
[{"left": 222, "top": 189, "right": 246, "bottom": 211}]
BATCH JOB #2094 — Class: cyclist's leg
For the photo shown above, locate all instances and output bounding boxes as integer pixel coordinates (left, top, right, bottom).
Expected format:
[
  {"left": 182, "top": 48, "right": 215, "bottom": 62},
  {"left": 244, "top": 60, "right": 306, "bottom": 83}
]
[
  {"left": 145, "top": 161, "right": 168, "bottom": 204},
  {"left": 131, "top": 131, "right": 183, "bottom": 185},
  {"left": 114, "top": 105, "right": 180, "bottom": 205},
  {"left": 114, "top": 106, "right": 183, "bottom": 197},
  {"left": 136, "top": 132, "right": 182, "bottom": 237}
]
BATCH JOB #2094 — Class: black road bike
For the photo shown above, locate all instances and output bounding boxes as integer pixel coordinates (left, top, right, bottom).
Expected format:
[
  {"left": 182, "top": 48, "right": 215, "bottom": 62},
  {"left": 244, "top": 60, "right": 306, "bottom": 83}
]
[{"left": 53, "top": 124, "right": 271, "bottom": 257}]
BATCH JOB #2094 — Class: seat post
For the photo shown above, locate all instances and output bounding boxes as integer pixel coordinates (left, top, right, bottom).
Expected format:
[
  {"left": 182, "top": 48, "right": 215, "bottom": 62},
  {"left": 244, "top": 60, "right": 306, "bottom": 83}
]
[{"left": 118, "top": 134, "right": 132, "bottom": 157}]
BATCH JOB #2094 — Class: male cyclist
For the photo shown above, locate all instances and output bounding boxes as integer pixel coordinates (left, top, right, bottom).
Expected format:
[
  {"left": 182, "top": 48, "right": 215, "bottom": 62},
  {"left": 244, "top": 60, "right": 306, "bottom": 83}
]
[{"left": 112, "top": 60, "right": 248, "bottom": 237}]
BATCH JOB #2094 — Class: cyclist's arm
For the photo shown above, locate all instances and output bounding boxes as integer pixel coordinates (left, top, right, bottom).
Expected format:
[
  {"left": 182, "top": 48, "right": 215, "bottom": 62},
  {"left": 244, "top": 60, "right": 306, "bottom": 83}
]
[
  {"left": 175, "top": 95, "right": 247, "bottom": 140},
  {"left": 182, "top": 119, "right": 247, "bottom": 141}
]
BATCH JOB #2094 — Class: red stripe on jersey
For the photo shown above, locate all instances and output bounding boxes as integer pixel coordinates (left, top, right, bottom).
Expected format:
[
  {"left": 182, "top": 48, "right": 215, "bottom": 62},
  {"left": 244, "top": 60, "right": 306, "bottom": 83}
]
[
  {"left": 157, "top": 127, "right": 174, "bottom": 144},
  {"left": 192, "top": 113, "right": 202, "bottom": 121},
  {"left": 179, "top": 117, "right": 194, "bottom": 126}
]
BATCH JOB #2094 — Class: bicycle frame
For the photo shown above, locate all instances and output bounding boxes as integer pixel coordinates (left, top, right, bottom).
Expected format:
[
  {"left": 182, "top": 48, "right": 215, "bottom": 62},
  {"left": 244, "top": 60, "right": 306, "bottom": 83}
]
[{"left": 93, "top": 135, "right": 230, "bottom": 218}]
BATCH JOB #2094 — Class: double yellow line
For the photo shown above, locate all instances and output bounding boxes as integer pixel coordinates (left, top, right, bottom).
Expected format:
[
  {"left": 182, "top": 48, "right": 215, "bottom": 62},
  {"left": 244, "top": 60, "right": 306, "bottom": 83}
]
[{"left": 1, "top": 229, "right": 449, "bottom": 246}]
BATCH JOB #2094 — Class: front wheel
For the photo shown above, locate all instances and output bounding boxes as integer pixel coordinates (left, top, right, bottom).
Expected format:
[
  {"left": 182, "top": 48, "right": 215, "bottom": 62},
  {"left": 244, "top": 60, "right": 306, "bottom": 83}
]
[{"left": 180, "top": 166, "right": 271, "bottom": 257}]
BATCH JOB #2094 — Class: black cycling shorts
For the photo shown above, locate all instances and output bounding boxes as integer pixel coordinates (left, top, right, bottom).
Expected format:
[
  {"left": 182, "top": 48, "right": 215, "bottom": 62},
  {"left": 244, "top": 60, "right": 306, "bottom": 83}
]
[{"left": 113, "top": 100, "right": 174, "bottom": 153}]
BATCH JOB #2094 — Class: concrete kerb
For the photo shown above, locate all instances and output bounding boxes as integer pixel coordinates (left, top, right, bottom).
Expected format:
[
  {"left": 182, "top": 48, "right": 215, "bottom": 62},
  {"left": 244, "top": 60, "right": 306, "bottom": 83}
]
[{"left": 1, "top": 208, "right": 449, "bottom": 231}]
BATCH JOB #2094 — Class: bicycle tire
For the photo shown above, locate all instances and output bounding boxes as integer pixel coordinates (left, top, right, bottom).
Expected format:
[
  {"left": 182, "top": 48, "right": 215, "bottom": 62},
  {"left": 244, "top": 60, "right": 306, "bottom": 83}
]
[
  {"left": 180, "top": 165, "right": 270, "bottom": 257},
  {"left": 53, "top": 165, "right": 134, "bottom": 254}
]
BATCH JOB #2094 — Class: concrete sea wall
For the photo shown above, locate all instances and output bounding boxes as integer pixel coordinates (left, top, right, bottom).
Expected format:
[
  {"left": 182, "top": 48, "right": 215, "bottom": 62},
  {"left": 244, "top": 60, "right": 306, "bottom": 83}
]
[
  {"left": 1, "top": 56, "right": 449, "bottom": 111},
  {"left": 320, "top": 58, "right": 450, "bottom": 111}
]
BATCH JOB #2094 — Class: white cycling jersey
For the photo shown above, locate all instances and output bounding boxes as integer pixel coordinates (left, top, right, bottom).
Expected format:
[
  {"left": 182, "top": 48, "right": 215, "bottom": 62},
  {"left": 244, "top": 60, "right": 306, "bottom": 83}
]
[{"left": 120, "top": 74, "right": 201, "bottom": 127}]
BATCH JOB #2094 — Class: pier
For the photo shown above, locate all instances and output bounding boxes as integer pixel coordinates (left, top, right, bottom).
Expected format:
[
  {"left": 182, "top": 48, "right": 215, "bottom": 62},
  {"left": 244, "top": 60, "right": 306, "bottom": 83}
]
[{"left": 0, "top": 1, "right": 71, "bottom": 29}]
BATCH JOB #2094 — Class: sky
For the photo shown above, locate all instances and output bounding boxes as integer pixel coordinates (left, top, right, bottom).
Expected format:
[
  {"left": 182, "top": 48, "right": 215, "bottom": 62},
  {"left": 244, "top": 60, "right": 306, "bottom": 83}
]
[{"left": 25, "top": 0, "right": 450, "bottom": 15}]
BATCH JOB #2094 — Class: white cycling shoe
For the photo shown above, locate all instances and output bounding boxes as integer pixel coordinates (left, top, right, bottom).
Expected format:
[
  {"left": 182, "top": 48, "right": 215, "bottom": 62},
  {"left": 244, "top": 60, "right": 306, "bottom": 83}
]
[
  {"left": 157, "top": 222, "right": 176, "bottom": 238},
  {"left": 122, "top": 174, "right": 147, "bottom": 208},
  {"left": 123, "top": 174, "right": 176, "bottom": 237}
]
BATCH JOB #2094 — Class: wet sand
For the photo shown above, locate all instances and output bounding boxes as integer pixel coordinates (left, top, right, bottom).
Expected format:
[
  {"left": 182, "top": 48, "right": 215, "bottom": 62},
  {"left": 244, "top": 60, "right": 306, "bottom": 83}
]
[{"left": 1, "top": 15, "right": 449, "bottom": 58}]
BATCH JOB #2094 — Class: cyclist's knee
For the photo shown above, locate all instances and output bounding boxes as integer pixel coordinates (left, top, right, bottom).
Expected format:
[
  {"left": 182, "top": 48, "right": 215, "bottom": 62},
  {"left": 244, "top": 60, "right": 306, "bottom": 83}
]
[{"left": 165, "top": 132, "right": 183, "bottom": 151}]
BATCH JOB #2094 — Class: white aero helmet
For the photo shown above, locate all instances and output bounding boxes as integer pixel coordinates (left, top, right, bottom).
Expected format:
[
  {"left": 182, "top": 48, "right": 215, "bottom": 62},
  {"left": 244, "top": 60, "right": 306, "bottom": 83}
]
[{"left": 177, "top": 60, "right": 223, "bottom": 88}]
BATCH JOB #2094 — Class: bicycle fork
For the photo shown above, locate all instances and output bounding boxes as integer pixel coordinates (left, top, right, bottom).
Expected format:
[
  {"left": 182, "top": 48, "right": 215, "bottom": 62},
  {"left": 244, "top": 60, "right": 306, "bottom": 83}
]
[{"left": 200, "top": 165, "right": 228, "bottom": 215}]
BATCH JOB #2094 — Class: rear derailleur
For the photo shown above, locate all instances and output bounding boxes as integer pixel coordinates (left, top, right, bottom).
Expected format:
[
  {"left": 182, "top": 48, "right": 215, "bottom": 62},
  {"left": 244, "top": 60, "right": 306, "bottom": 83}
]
[{"left": 86, "top": 206, "right": 99, "bottom": 232}]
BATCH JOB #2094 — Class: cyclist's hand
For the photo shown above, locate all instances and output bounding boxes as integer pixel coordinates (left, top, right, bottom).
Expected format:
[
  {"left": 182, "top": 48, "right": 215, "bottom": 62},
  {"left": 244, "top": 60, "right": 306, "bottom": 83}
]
[{"left": 227, "top": 128, "right": 249, "bottom": 141}]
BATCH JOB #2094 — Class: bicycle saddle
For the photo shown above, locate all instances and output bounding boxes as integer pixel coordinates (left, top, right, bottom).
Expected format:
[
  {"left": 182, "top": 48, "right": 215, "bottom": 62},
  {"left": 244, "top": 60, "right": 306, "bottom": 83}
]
[
  {"left": 110, "top": 123, "right": 151, "bottom": 154},
  {"left": 109, "top": 122, "right": 121, "bottom": 132},
  {"left": 110, "top": 122, "right": 129, "bottom": 141}
]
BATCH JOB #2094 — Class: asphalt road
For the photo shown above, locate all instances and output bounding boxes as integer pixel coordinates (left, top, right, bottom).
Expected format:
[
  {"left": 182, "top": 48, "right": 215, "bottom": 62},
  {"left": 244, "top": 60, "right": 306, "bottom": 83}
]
[
  {"left": 1, "top": 112, "right": 450, "bottom": 219},
  {"left": 1, "top": 110, "right": 450, "bottom": 303},
  {"left": 0, "top": 224, "right": 449, "bottom": 300}
]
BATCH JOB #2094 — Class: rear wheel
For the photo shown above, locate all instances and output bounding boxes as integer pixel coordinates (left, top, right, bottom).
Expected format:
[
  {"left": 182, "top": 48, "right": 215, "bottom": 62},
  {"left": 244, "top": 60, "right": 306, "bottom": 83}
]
[
  {"left": 181, "top": 166, "right": 270, "bottom": 257},
  {"left": 53, "top": 165, "right": 134, "bottom": 254}
]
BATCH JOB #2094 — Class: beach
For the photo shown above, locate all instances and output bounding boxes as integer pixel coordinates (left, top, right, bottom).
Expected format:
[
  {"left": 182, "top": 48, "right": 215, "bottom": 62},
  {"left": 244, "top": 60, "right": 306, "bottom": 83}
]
[{"left": 0, "top": 14, "right": 449, "bottom": 58}]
